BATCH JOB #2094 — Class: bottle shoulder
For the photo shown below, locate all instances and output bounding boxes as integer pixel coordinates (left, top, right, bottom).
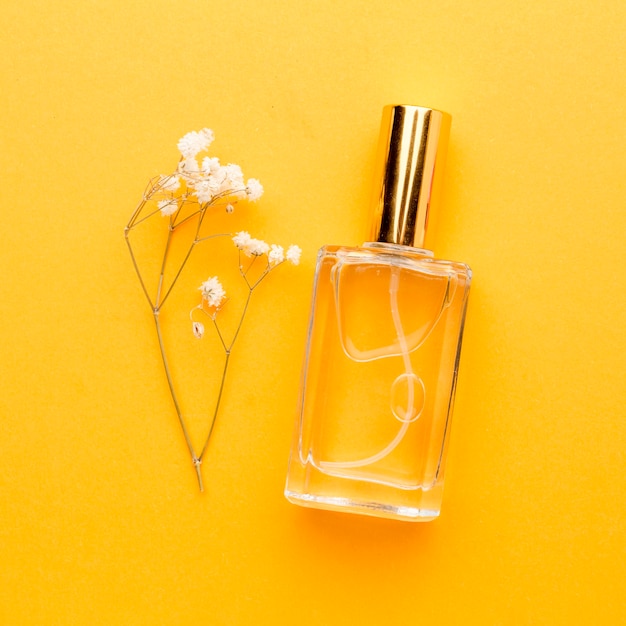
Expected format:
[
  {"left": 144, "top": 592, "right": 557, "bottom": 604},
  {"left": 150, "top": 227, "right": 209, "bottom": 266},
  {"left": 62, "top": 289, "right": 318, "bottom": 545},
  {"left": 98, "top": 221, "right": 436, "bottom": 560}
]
[{"left": 317, "top": 243, "right": 472, "bottom": 278}]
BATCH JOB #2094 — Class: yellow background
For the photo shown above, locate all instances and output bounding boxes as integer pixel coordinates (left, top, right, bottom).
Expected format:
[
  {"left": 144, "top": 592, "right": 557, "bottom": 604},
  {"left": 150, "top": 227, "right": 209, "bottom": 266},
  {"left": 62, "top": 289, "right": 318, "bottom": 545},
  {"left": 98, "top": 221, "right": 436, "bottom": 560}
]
[{"left": 1, "top": 0, "right": 625, "bottom": 624}]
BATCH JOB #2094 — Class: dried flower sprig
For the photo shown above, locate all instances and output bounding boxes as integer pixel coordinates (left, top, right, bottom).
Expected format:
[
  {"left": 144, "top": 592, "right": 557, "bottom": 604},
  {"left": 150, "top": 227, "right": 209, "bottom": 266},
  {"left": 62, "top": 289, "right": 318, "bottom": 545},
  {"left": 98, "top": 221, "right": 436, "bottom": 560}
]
[{"left": 125, "top": 129, "right": 300, "bottom": 491}]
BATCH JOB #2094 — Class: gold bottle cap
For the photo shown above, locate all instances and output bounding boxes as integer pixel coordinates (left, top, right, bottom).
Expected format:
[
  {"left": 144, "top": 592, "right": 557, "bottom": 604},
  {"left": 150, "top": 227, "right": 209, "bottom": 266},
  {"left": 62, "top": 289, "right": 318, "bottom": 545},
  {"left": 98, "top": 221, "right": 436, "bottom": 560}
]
[{"left": 370, "top": 105, "right": 451, "bottom": 249}]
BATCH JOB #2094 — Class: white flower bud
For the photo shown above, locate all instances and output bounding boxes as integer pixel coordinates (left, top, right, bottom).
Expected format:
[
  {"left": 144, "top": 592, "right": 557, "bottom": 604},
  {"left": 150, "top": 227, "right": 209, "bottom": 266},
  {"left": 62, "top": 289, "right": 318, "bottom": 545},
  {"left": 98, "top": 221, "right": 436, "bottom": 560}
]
[{"left": 192, "top": 321, "right": 205, "bottom": 339}]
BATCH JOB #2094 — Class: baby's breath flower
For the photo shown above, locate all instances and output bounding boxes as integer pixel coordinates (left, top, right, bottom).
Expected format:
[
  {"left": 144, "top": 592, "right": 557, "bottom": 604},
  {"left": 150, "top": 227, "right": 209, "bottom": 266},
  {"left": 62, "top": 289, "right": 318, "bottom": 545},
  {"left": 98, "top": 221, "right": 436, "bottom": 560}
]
[
  {"left": 246, "top": 178, "right": 263, "bottom": 201},
  {"left": 159, "top": 174, "right": 181, "bottom": 193},
  {"left": 199, "top": 128, "right": 214, "bottom": 144},
  {"left": 269, "top": 244, "right": 285, "bottom": 266},
  {"left": 247, "top": 238, "right": 269, "bottom": 257},
  {"left": 178, "top": 157, "right": 201, "bottom": 182},
  {"left": 177, "top": 128, "right": 214, "bottom": 158},
  {"left": 194, "top": 177, "right": 221, "bottom": 204},
  {"left": 233, "top": 231, "right": 252, "bottom": 250},
  {"left": 224, "top": 163, "right": 244, "bottom": 187},
  {"left": 194, "top": 189, "right": 212, "bottom": 205},
  {"left": 192, "top": 321, "right": 205, "bottom": 339},
  {"left": 199, "top": 276, "right": 226, "bottom": 308},
  {"left": 233, "top": 231, "right": 270, "bottom": 257},
  {"left": 201, "top": 156, "right": 221, "bottom": 174},
  {"left": 286, "top": 244, "right": 302, "bottom": 265},
  {"left": 158, "top": 198, "right": 178, "bottom": 216}
]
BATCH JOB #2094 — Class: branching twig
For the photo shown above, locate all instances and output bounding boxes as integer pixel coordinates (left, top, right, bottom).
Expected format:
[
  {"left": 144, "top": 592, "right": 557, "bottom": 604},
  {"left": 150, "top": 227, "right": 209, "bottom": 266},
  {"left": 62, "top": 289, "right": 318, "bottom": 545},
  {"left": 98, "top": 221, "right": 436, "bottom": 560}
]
[{"left": 125, "top": 128, "right": 300, "bottom": 491}]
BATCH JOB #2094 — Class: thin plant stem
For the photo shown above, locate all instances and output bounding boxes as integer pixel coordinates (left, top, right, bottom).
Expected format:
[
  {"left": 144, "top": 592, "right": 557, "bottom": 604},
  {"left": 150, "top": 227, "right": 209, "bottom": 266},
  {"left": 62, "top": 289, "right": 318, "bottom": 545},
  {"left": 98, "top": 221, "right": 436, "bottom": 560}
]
[
  {"left": 238, "top": 250, "right": 251, "bottom": 288},
  {"left": 158, "top": 240, "right": 197, "bottom": 309},
  {"left": 157, "top": 207, "right": 204, "bottom": 308},
  {"left": 157, "top": 204, "right": 221, "bottom": 308},
  {"left": 129, "top": 205, "right": 166, "bottom": 229},
  {"left": 124, "top": 229, "right": 155, "bottom": 310},
  {"left": 243, "top": 255, "right": 258, "bottom": 281},
  {"left": 211, "top": 315, "right": 228, "bottom": 352},
  {"left": 156, "top": 228, "right": 174, "bottom": 305},
  {"left": 197, "top": 284, "right": 251, "bottom": 461},
  {"left": 153, "top": 310, "right": 202, "bottom": 489},
  {"left": 127, "top": 196, "right": 149, "bottom": 228},
  {"left": 195, "top": 233, "right": 231, "bottom": 245},
  {"left": 172, "top": 201, "right": 202, "bottom": 230},
  {"left": 198, "top": 351, "right": 231, "bottom": 462},
  {"left": 228, "top": 289, "right": 253, "bottom": 350},
  {"left": 250, "top": 267, "right": 271, "bottom": 291},
  {"left": 196, "top": 271, "right": 272, "bottom": 463}
]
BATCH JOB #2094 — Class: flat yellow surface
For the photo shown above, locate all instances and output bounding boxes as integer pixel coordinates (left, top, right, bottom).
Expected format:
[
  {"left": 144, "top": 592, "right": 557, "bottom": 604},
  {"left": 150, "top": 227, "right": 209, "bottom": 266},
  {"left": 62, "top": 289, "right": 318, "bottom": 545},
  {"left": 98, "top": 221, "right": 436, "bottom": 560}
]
[{"left": 1, "top": 1, "right": 625, "bottom": 624}]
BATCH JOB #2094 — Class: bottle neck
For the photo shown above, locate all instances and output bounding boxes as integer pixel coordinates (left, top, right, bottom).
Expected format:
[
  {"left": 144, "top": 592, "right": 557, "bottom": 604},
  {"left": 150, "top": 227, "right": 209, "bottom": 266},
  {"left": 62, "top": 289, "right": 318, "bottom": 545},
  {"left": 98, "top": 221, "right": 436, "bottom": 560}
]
[{"left": 363, "top": 241, "right": 434, "bottom": 258}]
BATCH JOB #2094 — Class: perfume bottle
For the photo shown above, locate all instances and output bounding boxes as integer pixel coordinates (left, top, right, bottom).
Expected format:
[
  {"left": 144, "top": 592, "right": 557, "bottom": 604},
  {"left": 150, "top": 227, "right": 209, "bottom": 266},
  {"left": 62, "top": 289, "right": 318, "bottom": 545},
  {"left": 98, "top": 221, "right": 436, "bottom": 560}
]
[{"left": 285, "top": 105, "right": 472, "bottom": 521}]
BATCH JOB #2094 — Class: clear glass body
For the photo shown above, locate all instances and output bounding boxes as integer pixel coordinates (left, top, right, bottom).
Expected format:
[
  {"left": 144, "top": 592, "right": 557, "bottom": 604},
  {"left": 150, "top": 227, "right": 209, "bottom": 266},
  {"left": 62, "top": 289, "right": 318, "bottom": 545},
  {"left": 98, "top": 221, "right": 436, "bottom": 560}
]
[{"left": 285, "top": 242, "right": 471, "bottom": 521}]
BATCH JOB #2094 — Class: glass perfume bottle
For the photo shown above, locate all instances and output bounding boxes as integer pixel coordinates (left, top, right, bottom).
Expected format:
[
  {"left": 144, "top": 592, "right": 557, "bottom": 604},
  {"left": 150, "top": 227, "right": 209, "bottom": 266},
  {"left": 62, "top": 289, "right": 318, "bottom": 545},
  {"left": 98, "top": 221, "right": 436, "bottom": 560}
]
[{"left": 285, "top": 105, "right": 472, "bottom": 521}]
